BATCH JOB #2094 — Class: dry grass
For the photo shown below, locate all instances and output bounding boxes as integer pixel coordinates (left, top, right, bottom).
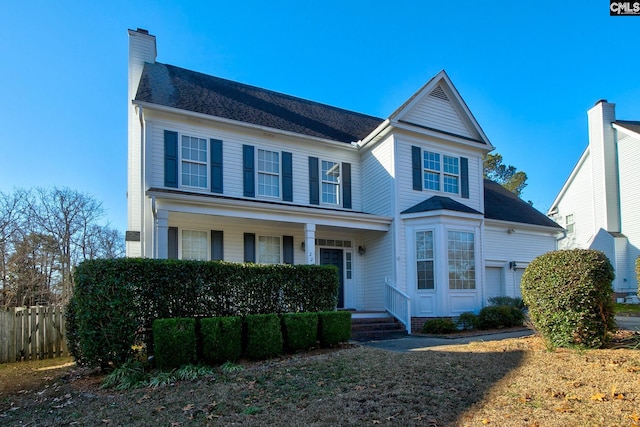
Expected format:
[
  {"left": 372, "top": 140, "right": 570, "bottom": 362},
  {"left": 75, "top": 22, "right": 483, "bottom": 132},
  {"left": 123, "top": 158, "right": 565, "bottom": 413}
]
[{"left": 1, "top": 335, "right": 639, "bottom": 426}]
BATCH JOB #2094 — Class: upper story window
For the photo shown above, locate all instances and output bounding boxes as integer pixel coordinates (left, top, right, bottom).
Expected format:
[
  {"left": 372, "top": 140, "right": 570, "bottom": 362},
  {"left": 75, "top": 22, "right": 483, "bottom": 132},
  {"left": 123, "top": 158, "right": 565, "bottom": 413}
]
[
  {"left": 565, "top": 214, "right": 575, "bottom": 234},
  {"left": 258, "top": 149, "right": 280, "bottom": 198},
  {"left": 321, "top": 160, "right": 341, "bottom": 205},
  {"left": 423, "top": 150, "right": 459, "bottom": 195},
  {"left": 181, "top": 135, "right": 208, "bottom": 188}
]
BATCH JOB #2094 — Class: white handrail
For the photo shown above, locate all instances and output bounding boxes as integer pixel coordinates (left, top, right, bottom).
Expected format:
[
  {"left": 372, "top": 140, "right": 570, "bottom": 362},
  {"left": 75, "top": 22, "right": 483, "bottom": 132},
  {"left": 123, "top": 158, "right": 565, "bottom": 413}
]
[{"left": 384, "top": 277, "right": 411, "bottom": 333}]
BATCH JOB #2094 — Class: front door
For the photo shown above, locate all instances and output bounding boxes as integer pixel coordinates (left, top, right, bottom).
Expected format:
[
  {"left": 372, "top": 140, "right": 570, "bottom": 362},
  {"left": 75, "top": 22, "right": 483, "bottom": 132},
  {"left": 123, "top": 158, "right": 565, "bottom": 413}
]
[{"left": 320, "top": 248, "right": 344, "bottom": 308}]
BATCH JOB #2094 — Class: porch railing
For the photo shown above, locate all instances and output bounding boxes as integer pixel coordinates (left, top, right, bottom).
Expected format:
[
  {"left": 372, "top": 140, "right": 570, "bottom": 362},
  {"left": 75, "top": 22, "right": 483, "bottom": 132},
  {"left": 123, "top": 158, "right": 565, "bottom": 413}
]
[{"left": 384, "top": 278, "right": 411, "bottom": 334}]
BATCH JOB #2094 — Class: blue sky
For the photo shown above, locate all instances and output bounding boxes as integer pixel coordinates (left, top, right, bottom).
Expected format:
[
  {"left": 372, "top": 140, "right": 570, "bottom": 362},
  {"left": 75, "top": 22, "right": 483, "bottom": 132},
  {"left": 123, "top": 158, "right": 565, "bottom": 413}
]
[{"left": 2, "top": 1, "right": 639, "bottom": 234}]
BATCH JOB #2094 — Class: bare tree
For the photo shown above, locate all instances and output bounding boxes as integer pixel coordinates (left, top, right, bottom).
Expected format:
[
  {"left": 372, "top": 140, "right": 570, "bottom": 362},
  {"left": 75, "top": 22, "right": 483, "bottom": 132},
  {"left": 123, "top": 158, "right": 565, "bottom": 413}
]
[{"left": 0, "top": 189, "right": 29, "bottom": 305}]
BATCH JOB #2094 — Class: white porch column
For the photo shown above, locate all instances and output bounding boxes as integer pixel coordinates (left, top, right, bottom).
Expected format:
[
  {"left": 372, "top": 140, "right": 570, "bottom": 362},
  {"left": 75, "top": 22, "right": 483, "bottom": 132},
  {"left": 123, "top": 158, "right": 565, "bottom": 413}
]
[
  {"left": 156, "top": 209, "right": 169, "bottom": 259},
  {"left": 304, "top": 223, "right": 316, "bottom": 264}
]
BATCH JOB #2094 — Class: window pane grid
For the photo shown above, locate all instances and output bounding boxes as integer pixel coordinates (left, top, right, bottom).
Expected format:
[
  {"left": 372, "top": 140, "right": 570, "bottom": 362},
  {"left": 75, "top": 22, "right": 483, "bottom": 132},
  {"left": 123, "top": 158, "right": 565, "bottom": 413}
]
[
  {"left": 447, "top": 231, "right": 475, "bottom": 289},
  {"left": 181, "top": 135, "right": 207, "bottom": 188},
  {"left": 321, "top": 161, "right": 340, "bottom": 205},
  {"left": 182, "top": 230, "right": 208, "bottom": 260},
  {"left": 258, "top": 149, "right": 280, "bottom": 197},
  {"left": 423, "top": 151, "right": 440, "bottom": 171},
  {"left": 258, "top": 236, "right": 281, "bottom": 264},
  {"left": 424, "top": 171, "right": 440, "bottom": 191},
  {"left": 443, "top": 175, "right": 459, "bottom": 194},
  {"left": 416, "top": 231, "right": 435, "bottom": 290}
]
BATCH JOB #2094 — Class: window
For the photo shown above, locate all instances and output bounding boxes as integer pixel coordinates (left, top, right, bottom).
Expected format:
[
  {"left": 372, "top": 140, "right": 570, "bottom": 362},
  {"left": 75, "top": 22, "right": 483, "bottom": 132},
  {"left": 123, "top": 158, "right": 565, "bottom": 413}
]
[
  {"left": 182, "top": 230, "right": 208, "bottom": 260},
  {"left": 565, "top": 214, "right": 575, "bottom": 234},
  {"left": 321, "top": 160, "right": 341, "bottom": 205},
  {"left": 181, "top": 135, "right": 208, "bottom": 188},
  {"left": 258, "top": 149, "right": 280, "bottom": 197},
  {"left": 258, "top": 235, "right": 281, "bottom": 264},
  {"left": 346, "top": 252, "right": 352, "bottom": 280},
  {"left": 416, "top": 231, "right": 435, "bottom": 290},
  {"left": 423, "top": 150, "right": 459, "bottom": 194},
  {"left": 448, "top": 231, "right": 475, "bottom": 289}
]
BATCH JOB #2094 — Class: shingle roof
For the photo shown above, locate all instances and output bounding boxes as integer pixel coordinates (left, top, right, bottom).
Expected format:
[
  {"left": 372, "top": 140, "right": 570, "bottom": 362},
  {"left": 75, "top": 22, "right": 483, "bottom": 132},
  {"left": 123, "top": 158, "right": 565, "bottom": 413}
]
[
  {"left": 135, "top": 62, "right": 384, "bottom": 143},
  {"left": 615, "top": 120, "right": 640, "bottom": 135},
  {"left": 402, "top": 181, "right": 562, "bottom": 230},
  {"left": 401, "top": 196, "right": 482, "bottom": 215},
  {"left": 483, "top": 179, "right": 562, "bottom": 228}
]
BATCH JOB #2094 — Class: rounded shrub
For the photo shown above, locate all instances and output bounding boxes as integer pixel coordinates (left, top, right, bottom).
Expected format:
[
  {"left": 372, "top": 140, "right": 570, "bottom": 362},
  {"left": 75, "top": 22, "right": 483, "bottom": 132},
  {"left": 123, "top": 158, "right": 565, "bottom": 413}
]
[
  {"left": 521, "top": 249, "right": 615, "bottom": 349},
  {"left": 456, "top": 312, "right": 479, "bottom": 330},
  {"left": 477, "top": 305, "right": 524, "bottom": 329},
  {"left": 153, "top": 318, "right": 197, "bottom": 370},
  {"left": 421, "top": 318, "right": 457, "bottom": 334}
]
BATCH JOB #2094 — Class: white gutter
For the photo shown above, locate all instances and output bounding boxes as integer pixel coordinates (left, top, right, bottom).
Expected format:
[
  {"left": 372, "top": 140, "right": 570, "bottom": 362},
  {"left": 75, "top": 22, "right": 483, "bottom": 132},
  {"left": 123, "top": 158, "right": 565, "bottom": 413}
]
[{"left": 137, "top": 104, "right": 146, "bottom": 257}]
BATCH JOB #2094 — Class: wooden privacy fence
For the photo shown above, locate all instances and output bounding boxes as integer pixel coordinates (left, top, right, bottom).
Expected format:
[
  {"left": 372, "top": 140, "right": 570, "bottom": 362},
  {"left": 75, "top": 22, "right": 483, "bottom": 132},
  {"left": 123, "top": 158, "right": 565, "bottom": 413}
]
[{"left": 0, "top": 306, "right": 68, "bottom": 363}]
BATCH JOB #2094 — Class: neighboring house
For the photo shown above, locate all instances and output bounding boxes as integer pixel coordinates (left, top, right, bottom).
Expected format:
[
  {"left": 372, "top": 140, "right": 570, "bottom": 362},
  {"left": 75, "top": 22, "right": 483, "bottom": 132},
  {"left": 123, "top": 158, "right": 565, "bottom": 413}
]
[
  {"left": 127, "top": 29, "right": 563, "bottom": 332},
  {"left": 549, "top": 100, "right": 640, "bottom": 298}
]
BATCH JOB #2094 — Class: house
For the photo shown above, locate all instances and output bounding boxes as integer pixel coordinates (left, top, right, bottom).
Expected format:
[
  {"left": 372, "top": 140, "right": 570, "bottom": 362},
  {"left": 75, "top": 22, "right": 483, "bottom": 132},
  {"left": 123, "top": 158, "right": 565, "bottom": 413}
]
[
  {"left": 126, "top": 29, "right": 563, "bottom": 332},
  {"left": 548, "top": 100, "right": 640, "bottom": 299}
]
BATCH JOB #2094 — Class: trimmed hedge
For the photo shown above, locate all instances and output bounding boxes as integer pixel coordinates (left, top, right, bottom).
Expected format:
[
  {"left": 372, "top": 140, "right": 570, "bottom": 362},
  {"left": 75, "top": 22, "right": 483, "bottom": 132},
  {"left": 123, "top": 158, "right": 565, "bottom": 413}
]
[
  {"left": 244, "top": 314, "right": 283, "bottom": 359},
  {"left": 201, "top": 316, "right": 242, "bottom": 364},
  {"left": 636, "top": 256, "right": 640, "bottom": 299},
  {"left": 70, "top": 258, "right": 339, "bottom": 368},
  {"left": 422, "top": 318, "right": 457, "bottom": 334},
  {"left": 456, "top": 312, "right": 479, "bottom": 331},
  {"left": 318, "top": 311, "right": 351, "bottom": 346},
  {"left": 153, "top": 318, "right": 197, "bottom": 370},
  {"left": 521, "top": 249, "right": 615, "bottom": 349},
  {"left": 477, "top": 305, "right": 524, "bottom": 329},
  {"left": 281, "top": 312, "right": 318, "bottom": 352}
]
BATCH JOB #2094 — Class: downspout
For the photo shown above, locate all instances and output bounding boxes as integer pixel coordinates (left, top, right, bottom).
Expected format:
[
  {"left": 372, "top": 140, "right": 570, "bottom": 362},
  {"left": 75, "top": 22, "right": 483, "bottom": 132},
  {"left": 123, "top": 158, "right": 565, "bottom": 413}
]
[
  {"left": 137, "top": 104, "right": 146, "bottom": 257},
  {"left": 151, "top": 195, "right": 157, "bottom": 258}
]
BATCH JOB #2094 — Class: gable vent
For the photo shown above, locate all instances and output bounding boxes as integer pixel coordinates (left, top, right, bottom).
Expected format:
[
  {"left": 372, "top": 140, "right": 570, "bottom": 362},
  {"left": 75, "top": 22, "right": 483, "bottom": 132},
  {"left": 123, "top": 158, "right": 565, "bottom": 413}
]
[{"left": 429, "top": 85, "right": 449, "bottom": 101}]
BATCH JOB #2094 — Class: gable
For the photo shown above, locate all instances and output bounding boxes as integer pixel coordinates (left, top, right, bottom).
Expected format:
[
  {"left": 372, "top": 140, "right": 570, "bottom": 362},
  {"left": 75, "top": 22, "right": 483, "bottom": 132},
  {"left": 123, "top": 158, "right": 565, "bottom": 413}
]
[{"left": 390, "top": 71, "right": 490, "bottom": 146}]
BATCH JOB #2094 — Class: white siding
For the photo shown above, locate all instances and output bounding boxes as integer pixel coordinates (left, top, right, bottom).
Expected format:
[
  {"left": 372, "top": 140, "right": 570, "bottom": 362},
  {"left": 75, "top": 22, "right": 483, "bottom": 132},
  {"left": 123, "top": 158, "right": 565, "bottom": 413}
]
[
  {"left": 403, "top": 87, "right": 475, "bottom": 139},
  {"left": 617, "top": 133, "right": 640, "bottom": 292},
  {"left": 143, "top": 110, "right": 362, "bottom": 210},
  {"left": 362, "top": 135, "right": 394, "bottom": 216},
  {"left": 484, "top": 225, "right": 557, "bottom": 297},
  {"left": 553, "top": 151, "right": 595, "bottom": 250},
  {"left": 361, "top": 230, "right": 393, "bottom": 311}
]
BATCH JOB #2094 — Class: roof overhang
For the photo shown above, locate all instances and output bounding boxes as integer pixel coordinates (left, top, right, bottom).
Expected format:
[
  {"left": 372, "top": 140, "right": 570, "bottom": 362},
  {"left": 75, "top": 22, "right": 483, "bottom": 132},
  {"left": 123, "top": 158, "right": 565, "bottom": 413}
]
[
  {"left": 134, "top": 100, "right": 359, "bottom": 151},
  {"left": 147, "top": 188, "right": 392, "bottom": 231},
  {"left": 613, "top": 122, "right": 640, "bottom": 139},
  {"left": 400, "top": 209, "right": 484, "bottom": 221},
  {"left": 485, "top": 218, "right": 565, "bottom": 236}
]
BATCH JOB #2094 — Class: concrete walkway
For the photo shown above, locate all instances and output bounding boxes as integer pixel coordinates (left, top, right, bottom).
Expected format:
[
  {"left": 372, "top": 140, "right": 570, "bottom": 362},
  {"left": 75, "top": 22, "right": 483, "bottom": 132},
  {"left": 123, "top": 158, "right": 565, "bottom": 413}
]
[{"left": 356, "top": 316, "right": 640, "bottom": 353}]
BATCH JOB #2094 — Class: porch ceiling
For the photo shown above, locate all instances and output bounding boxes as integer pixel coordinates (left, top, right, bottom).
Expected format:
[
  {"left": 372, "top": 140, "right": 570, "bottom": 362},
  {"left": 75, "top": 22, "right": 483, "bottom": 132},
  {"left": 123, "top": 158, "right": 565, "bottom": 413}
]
[{"left": 148, "top": 188, "right": 392, "bottom": 232}]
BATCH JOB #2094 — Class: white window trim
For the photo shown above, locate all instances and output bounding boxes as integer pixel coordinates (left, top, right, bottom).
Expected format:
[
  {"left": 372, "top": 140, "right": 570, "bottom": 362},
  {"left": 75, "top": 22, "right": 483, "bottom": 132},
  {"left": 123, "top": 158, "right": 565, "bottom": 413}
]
[
  {"left": 422, "top": 149, "right": 460, "bottom": 196},
  {"left": 446, "top": 229, "right": 476, "bottom": 290},
  {"left": 179, "top": 133, "right": 209, "bottom": 190},
  {"left": 415, "top": 228, "right": 436, "bottom": 291},
  {"left": 179, "top": 228, "right": 209, "bottom": 261},
  {"left": 257, "top": 148, "right": 281, "bottom": 199},
  {"left": 257, "top": 235, "right": 282, "bottom": 264},
  {"left": 320, "top": 159, "right": 342, "bottom": 206}
]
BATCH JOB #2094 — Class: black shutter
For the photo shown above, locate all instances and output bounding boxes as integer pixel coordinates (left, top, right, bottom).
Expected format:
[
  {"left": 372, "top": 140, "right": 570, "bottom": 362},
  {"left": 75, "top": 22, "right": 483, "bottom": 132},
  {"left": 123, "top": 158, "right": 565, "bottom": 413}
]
[
  {"left": 282, "top": 151, "right": 293, "bottom": 202},
  {"left": 211, "top": 139, "right": 223, "bottom": 193},
  {"left": 243, "top": 145, "right": 255, "bottom": 197},
  {"left": 309, "top": 157, "right": 319, "bottom": 205},
  {"left": 244, "top": 233, "right": 255, "bottom": 263},
  {"left": 211, "top": 230, "right": 223, "bottom": 261},
  {"left": 342, "top": 162, "right": 352, "bottom": 209},
  {"left": 164, "top": 130, "right": 178, "bottom": 188},
  {"left": 283, "top": 235, "right": 294, "bottom": 264},
  {"left": 168, "top": 226, "right": 178, "bottom": 259},
  {"left": 460, "top": 157, "right": 469, "bottom": 199},
  {"left": 412, "top": 146, "right": 422, "bottom": 191}
]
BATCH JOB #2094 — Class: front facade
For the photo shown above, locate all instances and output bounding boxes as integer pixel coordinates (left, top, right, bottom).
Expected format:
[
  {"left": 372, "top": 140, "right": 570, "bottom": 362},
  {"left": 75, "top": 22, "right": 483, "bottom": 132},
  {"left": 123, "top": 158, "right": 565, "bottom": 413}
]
[
  {"left": 127, "top": 29, "right": 562, "bottom": 330},
  {"left": 549, "top": 100, "right": 640, "bottom": 297}
]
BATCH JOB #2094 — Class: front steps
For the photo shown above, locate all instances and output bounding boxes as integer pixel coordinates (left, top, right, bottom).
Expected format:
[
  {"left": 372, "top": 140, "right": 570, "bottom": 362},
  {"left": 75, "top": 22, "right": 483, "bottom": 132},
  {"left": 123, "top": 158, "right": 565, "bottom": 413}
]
[{"left": 350, "top": 312, "right": 407, "bottom": 341}]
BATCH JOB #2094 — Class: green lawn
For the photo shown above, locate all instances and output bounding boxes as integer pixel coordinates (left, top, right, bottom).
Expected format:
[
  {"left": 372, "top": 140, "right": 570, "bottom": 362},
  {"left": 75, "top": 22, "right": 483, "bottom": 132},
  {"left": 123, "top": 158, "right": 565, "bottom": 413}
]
[{"left": 614, "top": 302, "right": 640, "bottom": 316}]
